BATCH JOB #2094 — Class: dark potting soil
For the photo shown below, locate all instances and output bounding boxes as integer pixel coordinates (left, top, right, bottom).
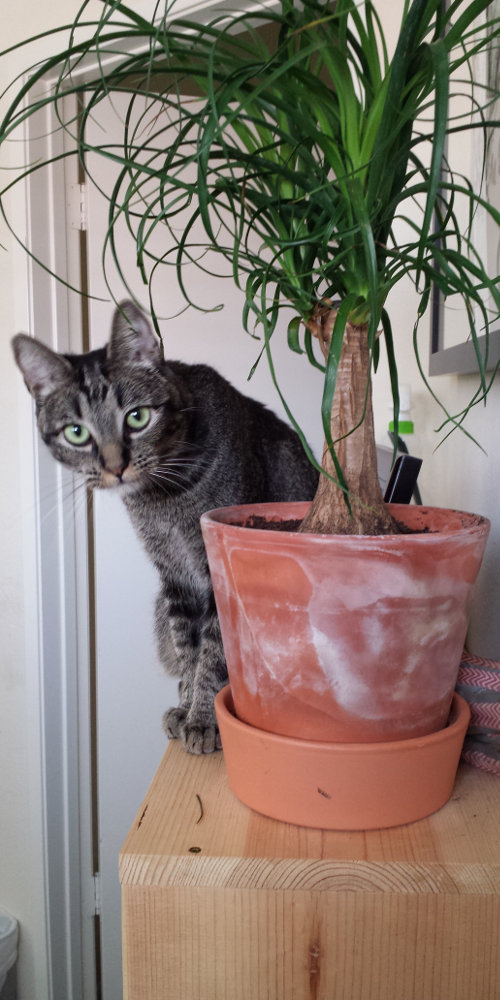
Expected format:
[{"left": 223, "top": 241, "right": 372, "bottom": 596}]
[
  {"left": 240, "top": 514, "right": 430, "bottom": 535},
  {"left": 242, "top": 515, "right": 303, "bottom": 532}
]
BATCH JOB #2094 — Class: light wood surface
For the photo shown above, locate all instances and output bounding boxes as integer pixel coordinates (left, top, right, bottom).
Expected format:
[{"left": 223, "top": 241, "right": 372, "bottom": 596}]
[{"left": 120, "top": 743, "right": 500, "bottom": 999}]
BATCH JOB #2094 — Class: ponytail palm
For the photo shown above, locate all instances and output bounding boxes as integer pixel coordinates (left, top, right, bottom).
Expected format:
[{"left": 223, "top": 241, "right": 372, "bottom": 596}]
[{"left": 1, "top": 0, "right": 499, "bottom": 532}]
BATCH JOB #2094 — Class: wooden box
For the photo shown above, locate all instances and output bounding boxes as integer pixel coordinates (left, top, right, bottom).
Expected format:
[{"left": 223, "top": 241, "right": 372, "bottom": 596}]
[{"left": 120, "top": 744, "right": 500, "bottom": 999}]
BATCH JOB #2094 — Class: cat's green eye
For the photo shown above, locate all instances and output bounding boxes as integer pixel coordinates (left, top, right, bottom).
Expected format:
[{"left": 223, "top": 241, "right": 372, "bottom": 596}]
[
  {"left": 63, "top": 423, "right": 91, "bottom": 447},
  {"left": 126, "top": 407, "right": 151, "bottom": 431}
]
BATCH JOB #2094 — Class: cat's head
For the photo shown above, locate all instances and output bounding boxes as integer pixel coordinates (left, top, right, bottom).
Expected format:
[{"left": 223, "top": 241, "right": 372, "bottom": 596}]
[{"left": 12, "top": 301, "right": 192, "bottom": 491}]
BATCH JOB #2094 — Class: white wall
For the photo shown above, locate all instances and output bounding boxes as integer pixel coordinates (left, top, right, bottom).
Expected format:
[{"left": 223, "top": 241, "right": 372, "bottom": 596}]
[
  {"left": 369, "top": 2, "right": 500, "bottom": 659},
  {"left": 371, "top": 274, "right": 500, "bottom": 659},
  {"left": 0, "top": 2, "right": 499, "bottom": 997}
]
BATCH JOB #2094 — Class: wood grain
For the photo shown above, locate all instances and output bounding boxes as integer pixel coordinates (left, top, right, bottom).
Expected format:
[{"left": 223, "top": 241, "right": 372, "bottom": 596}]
[{"left": 121, "top": 742, "right": 500, "bottom": 1000}]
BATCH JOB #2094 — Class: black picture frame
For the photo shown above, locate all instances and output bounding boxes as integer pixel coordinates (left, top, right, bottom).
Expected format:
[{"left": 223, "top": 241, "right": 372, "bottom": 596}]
[{"left": 430, "top": 287, "right": 500, "bottom": 377}]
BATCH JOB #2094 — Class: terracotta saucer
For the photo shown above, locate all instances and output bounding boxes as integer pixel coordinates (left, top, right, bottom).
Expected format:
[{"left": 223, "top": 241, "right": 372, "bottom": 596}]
[{"left": 215, "top": 686, "right": 470, "bottom": 830}]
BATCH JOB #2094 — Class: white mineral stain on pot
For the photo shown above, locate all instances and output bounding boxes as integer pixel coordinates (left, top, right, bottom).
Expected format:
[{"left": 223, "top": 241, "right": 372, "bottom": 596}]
[
  {"left": 310, "top": 624, "right": 375, "bottom": 707},
  {"left": 219, "top": 534, "right": 475, "bottom": 724},
  {"left": 307, "top": 587, "right": 467, "bottom": 720}
]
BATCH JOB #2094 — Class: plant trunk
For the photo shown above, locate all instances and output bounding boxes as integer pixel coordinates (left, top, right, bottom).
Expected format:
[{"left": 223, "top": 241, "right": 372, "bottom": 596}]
[{"left": 300, "top": 308, "right": 400, "bottom": 535}]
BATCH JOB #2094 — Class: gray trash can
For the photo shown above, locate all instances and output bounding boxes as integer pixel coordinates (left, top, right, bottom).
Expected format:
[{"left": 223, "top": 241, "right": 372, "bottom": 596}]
[{"left": 0, "top": 910, "right": 18, "bottom": 997}]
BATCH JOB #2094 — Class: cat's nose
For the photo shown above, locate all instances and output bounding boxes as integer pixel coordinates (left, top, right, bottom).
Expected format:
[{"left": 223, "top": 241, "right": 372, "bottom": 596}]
[
  {"left": 107, "top": 464, "right": 126, "bottom": 480},
  {"left": 100, "top": 444, "right": 127, "bottom": 480}
]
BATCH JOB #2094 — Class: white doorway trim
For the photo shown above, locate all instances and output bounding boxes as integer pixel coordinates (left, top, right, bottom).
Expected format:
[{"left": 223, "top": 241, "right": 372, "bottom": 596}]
[{"left": 24, "top": 93, "right": 96, "bottom": 998}]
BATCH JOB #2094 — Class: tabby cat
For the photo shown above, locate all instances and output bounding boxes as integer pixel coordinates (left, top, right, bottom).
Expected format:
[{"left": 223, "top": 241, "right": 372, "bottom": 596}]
[{"left": 13, "top": 302, "right": 317, "bottom": 753}]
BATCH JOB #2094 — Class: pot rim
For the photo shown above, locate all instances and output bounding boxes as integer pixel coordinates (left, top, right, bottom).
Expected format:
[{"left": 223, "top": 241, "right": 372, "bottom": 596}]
[
  {"left": 216, "top": 686, "right": 470, "bottom": 756},
  {"left": 201, "top": 501, "right": 489, "bottom": 545}
]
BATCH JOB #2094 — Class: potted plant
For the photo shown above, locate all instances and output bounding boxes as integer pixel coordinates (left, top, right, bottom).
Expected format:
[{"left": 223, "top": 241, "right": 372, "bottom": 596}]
[{"left": 1, "top": 0, "right": 497, "bottom": 825}]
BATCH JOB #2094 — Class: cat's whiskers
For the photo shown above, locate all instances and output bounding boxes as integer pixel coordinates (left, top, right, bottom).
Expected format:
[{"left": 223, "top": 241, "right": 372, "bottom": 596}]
[
  {"left": 147, "top": 475, "right": 175, "bottom": 498},
  {"left": 150, "top": 454, "right": 212, "bottom": 490},
  {"left": 147, "top": 452, "right": 208, "bottom": 493},
  {"left": 168, "top": 437, "right": 203, "bottom": 456},
  {"left": 154, "top": 462, "right": 198, "bottom": 479},
  {"left": 150, "top": 468, "right": 193, "bottom": 490},
  {"left": 155, "top": 453, "right": 210, "bottom": 473},
  {"left": 37, "top": 476, "right": 91, "bottom": 533}
]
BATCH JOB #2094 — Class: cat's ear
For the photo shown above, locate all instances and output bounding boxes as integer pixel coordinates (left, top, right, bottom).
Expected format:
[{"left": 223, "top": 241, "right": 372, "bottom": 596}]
[
  {"left": 109, "top": 301, "right": 162, "bottom": 365},
  {"left": 12, "top": 333, "right": 73, "bottom": 401}
]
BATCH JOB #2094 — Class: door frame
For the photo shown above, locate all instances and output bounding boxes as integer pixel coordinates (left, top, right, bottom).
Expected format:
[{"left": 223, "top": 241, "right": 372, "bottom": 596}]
[{"left": 25, "top": 93, "right": 96, "bottom": 998}]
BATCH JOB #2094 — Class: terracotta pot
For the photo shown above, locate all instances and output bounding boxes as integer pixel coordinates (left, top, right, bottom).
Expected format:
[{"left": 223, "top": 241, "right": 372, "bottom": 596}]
[
  {"left": 215, "top": 686, "right": 470, "bottom": 829},
  {"left": 201, "top": 503, "right": 489, "bottom": 743}
]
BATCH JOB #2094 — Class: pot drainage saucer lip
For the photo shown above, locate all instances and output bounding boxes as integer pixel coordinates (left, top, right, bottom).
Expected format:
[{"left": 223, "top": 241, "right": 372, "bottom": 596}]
[{"left": 215, "top": 686, "right": 470, "bottom": 831}]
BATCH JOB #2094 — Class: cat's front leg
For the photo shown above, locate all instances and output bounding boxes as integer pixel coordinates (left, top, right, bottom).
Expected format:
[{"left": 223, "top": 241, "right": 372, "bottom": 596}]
[
  {"left": 155, "top": 585, "right": 199, "bottom": 742},
  {"left": 181, "top": 608, "right": 228, "bottom": 754},
  {"left": 156, "top": 585, "right": 227, "bottom": 754}
]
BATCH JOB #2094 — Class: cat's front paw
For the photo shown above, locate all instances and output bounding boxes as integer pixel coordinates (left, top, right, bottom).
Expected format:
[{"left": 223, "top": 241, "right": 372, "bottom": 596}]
[
  {"left": 163, "top": 706, "right": 187, "bottom": 740},
  {"left": 163, "top": 707, "right": 222, "bottom": 754},
  {"left": 182, "top": 722, "right": 222, "bottom": 755}
]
